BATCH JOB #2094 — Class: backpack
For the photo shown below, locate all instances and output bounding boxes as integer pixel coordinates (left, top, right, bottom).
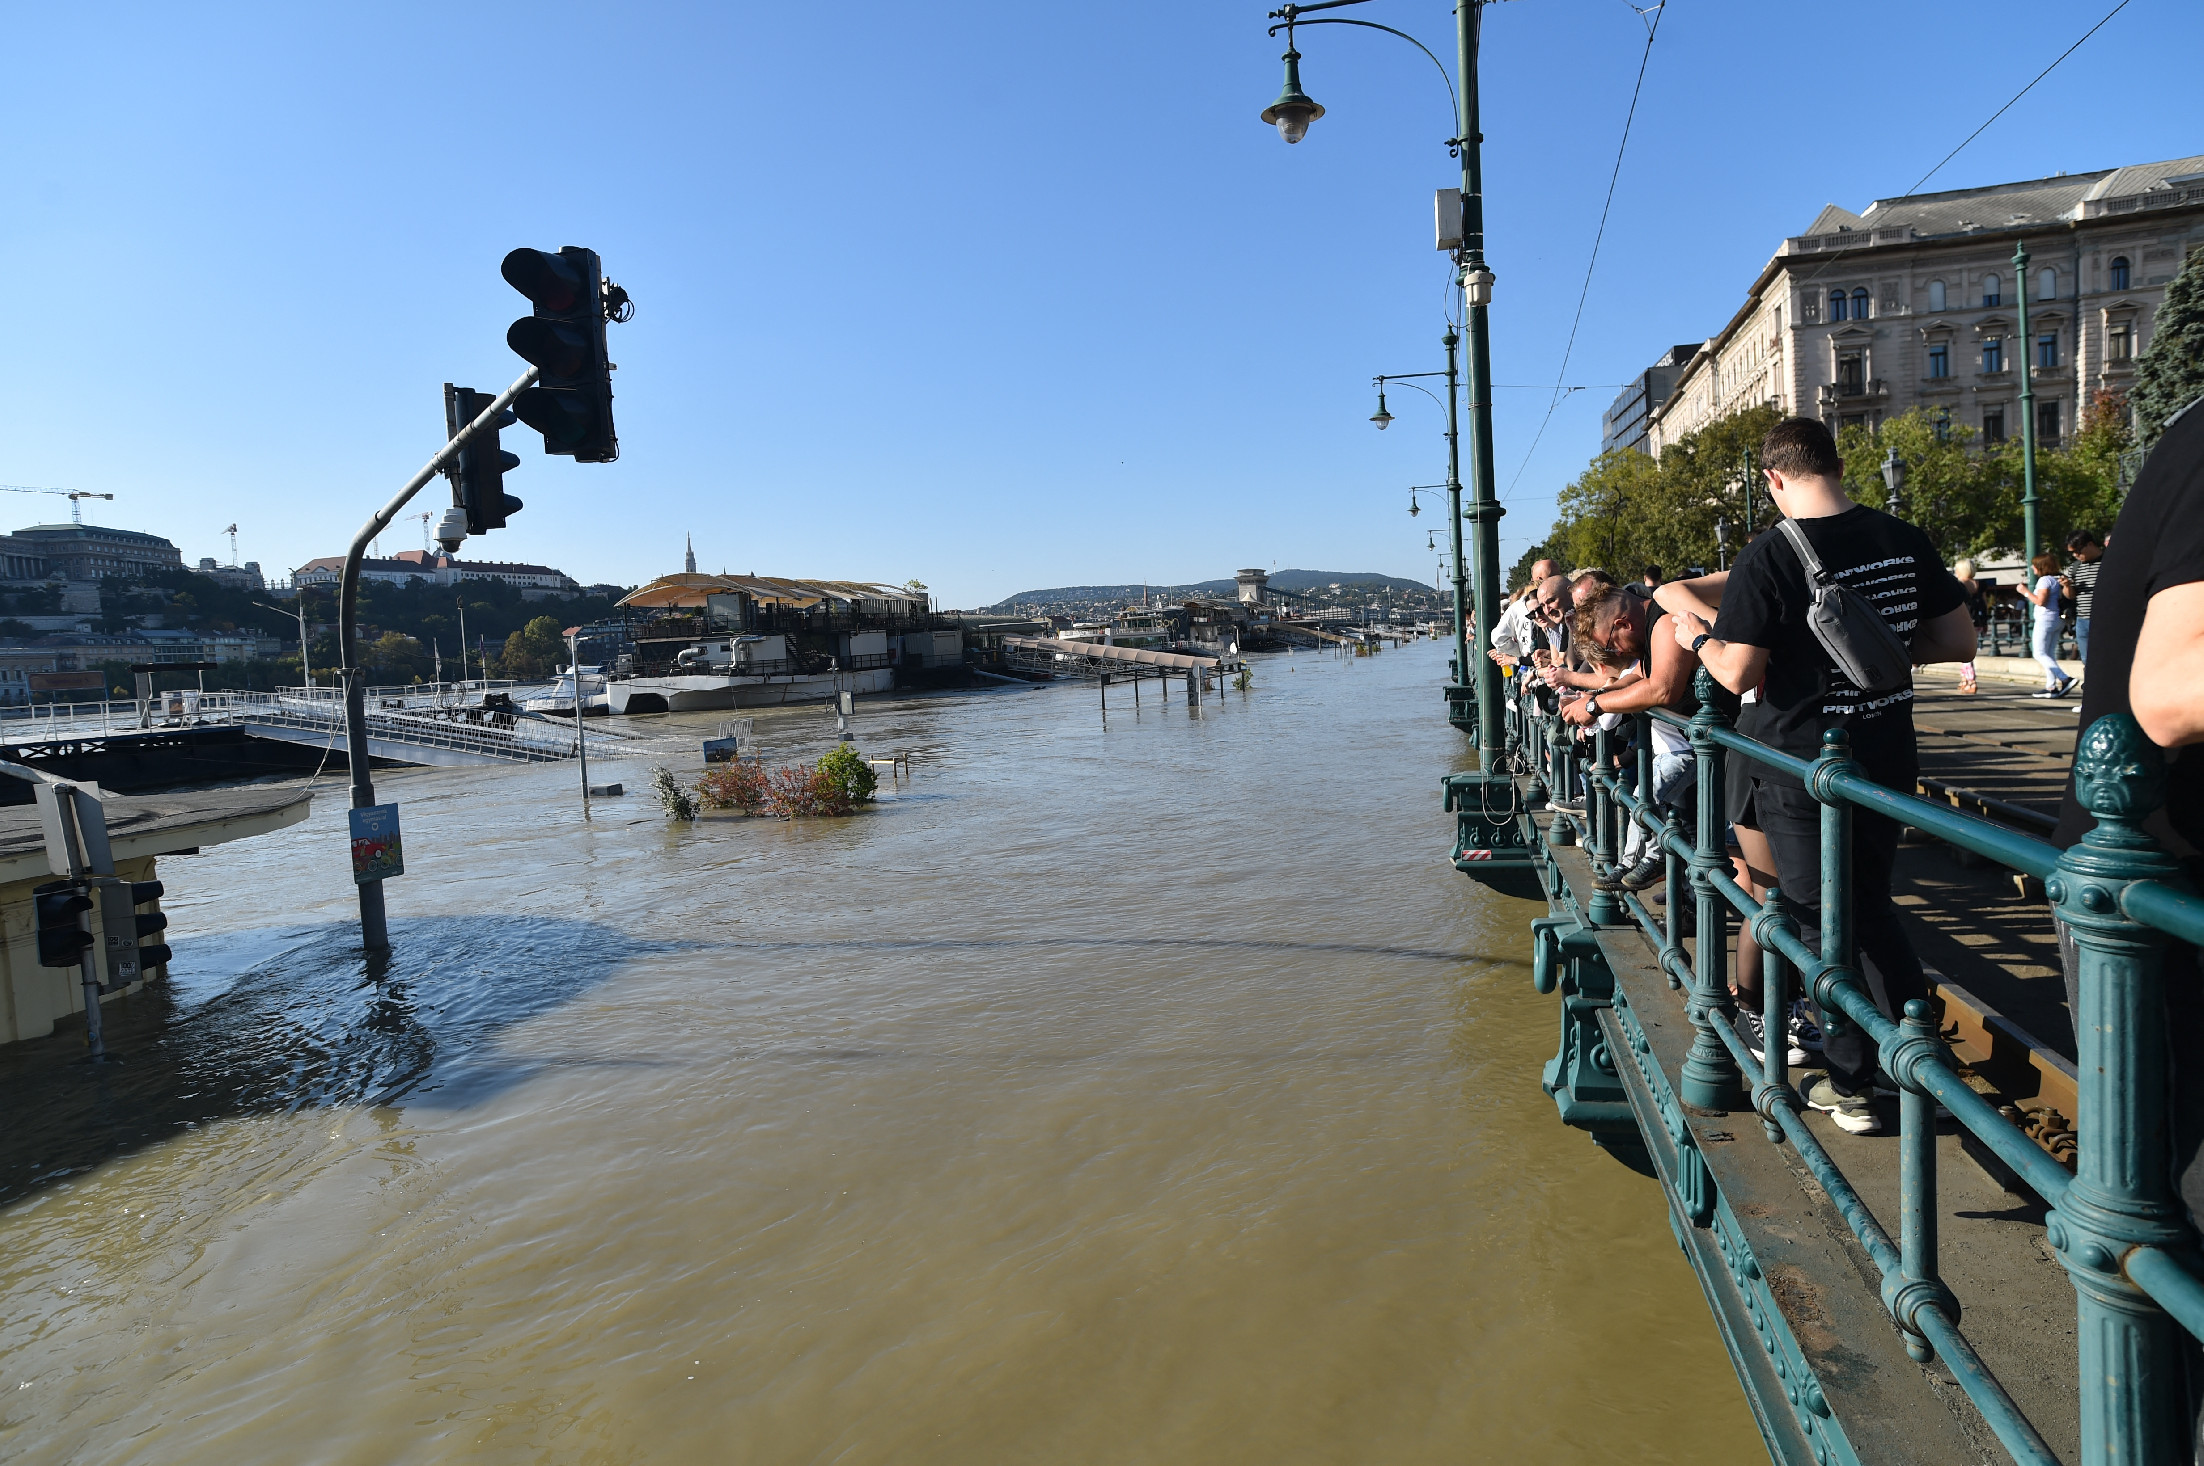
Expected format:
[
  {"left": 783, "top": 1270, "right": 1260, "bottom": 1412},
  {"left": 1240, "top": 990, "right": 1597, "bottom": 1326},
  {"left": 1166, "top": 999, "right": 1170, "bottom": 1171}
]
[{"left": 1774, "top": 517, "right": 1912, "bottom": 696}]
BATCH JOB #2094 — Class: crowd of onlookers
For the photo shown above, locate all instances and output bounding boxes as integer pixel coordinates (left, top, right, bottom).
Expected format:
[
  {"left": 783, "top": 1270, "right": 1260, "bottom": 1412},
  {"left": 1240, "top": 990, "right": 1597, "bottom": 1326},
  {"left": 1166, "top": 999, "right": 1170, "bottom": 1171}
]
[{"left": 1494, "top": 408, "right": 2204, "bottom": 1164}]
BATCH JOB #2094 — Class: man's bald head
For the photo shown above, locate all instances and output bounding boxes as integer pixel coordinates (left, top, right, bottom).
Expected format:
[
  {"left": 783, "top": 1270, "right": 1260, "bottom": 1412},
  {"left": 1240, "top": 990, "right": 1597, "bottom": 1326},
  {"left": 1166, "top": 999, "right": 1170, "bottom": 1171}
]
[
  {"left": 1529, "top": 558, "right": 1560, "bottom": 583},
  {"left": 1532, "top": 575, "right": 1570, "bottom": 623}
]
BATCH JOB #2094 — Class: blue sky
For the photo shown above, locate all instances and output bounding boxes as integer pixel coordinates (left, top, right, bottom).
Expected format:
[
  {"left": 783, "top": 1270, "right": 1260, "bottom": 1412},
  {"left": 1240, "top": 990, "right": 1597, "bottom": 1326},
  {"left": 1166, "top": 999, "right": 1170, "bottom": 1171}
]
[{"left": 2, "top": 1, "right": 2194, "bottom": 609}]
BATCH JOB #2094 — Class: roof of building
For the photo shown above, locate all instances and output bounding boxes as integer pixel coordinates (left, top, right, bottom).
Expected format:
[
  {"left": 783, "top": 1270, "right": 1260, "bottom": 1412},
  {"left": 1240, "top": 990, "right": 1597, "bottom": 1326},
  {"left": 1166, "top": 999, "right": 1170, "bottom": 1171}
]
[
  {"left": 296, "top": 552, "right": 570, "bottom": 579},
  {"left": 1799, "top": 154, "right": 2204, "bottom": 244},
  {"left": 619, "top": 573, "right": 923, "bottom": 611},
  {"left": 14, "top": 523, "right": 181, "bottom": 547}
]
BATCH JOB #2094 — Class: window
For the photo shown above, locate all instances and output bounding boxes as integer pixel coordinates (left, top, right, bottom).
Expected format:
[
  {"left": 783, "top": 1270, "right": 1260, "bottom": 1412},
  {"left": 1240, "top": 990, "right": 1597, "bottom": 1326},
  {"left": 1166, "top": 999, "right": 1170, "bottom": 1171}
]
[
  {"left": 1852, "top": 287, "right": 1871, "bottom": 319},
  {"left": 2037, "top": 332, "right": 2059, "bottom": 369},
  {"left": 1928, "top": 344, "right": 1949, "bottom": 379},
  {"left": 1934, "top": 408, "right": 1952, "bottom": 442},
  {"left": 1838, "top": 353, "right": 1865, "bottom": 394},
  {"left": 2111, "top": 255, "right": 2131, "bottom": 291},
  {"left": 2038, "top": 402, "right": 2061, "bottom": 445},
  {"left": 1983, "top": 337, "right": 2004, "bottom": 373},
  {"left": 2109, "top": 322, "right": 2135, "bottom": 360},
  {"left": 1984, "top": 408, "right": 2006, "bottom": 443},
  {"left": 1984, "top": 273, "right": 2002, "bottom": 307},
  {"left": 1830, "top": 289, "right": 1848, "bottom": 322},
  {"left": 1928, "top": 279, "right": 1946, "bottom": 312},
  {"left": 2038, "top": 268, "right": 2057, "bottom": 301}
]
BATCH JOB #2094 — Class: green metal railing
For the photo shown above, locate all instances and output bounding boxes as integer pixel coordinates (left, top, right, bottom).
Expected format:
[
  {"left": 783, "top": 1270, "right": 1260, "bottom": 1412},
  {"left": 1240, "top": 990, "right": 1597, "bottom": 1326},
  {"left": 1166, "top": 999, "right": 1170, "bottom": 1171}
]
[{"left": 1504, "top": 672, "right": 2204, "bottom": 1464}]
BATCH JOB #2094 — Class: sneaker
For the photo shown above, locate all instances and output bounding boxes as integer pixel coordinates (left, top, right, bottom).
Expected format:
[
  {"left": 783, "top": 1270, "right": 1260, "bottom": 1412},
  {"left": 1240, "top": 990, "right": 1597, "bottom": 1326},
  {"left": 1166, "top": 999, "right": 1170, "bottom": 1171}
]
[
  {"left": 1619, "top": 854, "right": 1664, "bottom": 890},
  {"left": 1547, "top": 795, "right": 1585, "bottom": 815},
  {"left": 2030, "top": 688, "right": 2061, "bottom": 699},
  {"left": 1788, "top": 999, "right": 1824, "bottom": 1054},
  {"left": 1737, "top": 1006, "right": 1810, "bottom": 1067},
  {"left": 1803, "top": 1075, "right": 1882, "bottom": 1134}
]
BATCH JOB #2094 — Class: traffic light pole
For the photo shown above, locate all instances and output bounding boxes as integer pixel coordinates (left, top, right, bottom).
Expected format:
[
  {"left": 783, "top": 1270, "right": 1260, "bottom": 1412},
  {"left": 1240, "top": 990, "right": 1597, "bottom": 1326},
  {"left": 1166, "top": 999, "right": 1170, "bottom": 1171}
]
[{"left": 338, "top": 365, "right": 538, "bottom": 952}]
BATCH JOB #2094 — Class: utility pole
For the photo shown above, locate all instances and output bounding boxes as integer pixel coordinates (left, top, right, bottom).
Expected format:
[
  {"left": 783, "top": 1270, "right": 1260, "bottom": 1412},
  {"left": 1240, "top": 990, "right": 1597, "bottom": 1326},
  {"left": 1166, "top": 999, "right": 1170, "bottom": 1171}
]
[{"left": 1456, "top": 0, "right": 1503, "bottom": 763}]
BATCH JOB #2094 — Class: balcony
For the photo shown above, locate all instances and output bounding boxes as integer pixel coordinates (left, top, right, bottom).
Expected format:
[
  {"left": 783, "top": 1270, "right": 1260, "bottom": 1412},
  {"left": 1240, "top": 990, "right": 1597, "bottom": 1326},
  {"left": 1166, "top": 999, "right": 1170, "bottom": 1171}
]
[{"left": 1817, "top": 377, "right": 1889, "bottom": 405}]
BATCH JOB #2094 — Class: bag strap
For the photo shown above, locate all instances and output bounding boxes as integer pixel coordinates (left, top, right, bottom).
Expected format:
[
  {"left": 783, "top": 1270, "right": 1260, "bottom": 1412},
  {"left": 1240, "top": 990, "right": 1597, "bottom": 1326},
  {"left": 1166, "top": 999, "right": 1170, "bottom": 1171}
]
[{"left": 1774, "top": 517, "right": 1829, "bottom": 588}]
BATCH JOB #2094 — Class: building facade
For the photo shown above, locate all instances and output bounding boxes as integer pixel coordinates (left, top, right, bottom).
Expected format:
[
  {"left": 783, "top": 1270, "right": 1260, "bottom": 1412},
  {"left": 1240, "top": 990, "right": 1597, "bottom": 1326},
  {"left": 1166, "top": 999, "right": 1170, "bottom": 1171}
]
[
  {"left": 1647, "top": 154, "right": 2204, "bottom": 456},
  {"left": 195, "top": 558, "right": 266, "bottom": 592},
  {"left": 291, "top": 552, "right": 577, "bottom": 593},
  {"left": 12, "top": 524, "right": 184, "bottom": 581},
  {"left": 1602, "top": 344, "right": 1702, "bottom": 454}
]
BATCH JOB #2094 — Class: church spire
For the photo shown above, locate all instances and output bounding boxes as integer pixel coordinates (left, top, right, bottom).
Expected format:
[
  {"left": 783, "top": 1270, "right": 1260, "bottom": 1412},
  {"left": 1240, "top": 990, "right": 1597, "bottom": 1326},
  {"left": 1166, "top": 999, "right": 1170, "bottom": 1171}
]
[{"left": 684, "top": 534, "right": 696, "bottom": 574}]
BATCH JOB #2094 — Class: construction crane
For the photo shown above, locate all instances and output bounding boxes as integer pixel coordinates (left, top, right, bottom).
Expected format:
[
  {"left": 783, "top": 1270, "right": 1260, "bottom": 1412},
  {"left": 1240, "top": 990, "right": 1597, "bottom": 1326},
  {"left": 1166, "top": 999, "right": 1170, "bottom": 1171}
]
[
  {"left": 0, "top": 484, "right": 114, "bottom": 524},
  {"left": 223, "top": 522, "right": 239, "bottom": 565}
]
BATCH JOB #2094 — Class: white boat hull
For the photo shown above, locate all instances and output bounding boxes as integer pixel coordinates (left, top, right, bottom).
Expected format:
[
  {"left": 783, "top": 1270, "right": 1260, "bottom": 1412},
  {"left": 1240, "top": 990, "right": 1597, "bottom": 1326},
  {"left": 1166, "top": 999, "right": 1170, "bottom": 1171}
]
[{"left": 607, "top": 668, "right": 893, "bottom": 714}]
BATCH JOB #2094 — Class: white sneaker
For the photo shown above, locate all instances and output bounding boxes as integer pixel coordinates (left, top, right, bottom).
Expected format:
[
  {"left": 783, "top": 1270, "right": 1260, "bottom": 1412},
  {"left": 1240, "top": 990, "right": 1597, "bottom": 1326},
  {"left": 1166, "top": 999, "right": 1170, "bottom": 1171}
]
[{"left": 1803, "top": 1075, "right": 1881, "bottom": 1135}]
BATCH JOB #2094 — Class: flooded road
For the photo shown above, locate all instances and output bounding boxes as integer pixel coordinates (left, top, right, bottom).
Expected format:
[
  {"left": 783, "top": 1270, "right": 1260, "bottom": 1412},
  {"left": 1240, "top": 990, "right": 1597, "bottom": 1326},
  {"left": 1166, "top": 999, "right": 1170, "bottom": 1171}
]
[{"left": 0, "top": 641, "right": 1761, "bottom": 1463}]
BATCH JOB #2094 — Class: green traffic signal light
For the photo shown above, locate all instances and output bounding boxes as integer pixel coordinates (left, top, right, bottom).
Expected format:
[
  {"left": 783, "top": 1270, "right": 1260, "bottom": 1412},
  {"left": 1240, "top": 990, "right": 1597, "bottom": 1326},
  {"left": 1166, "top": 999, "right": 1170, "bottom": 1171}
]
[{"left": 502, "top": 245, "right": 618, "bottom": 464}]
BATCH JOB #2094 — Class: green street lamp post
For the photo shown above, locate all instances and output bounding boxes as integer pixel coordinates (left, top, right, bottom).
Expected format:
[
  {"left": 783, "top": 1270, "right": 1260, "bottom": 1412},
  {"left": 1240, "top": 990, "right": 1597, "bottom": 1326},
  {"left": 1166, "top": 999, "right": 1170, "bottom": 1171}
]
[
  {"left": 1263, "top": 0, "right": 1503, "bottom": 759},
  {"left": 2014, "top": 239, "right": 2041, "bottom": 566},
  {"left": 1369, "top": 359, "right": 1468, "bottom": 685}
]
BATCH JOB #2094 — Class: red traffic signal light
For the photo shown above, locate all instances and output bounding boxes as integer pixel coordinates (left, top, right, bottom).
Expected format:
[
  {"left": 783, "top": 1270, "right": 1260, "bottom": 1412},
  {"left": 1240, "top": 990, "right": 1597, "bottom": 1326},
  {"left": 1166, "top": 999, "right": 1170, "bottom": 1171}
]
[
  {"left": 34, "top": 880, "right": 93, "bottom": 969},
  {"left": 502, "top": 246, "right": 618, "bottom": 464}
]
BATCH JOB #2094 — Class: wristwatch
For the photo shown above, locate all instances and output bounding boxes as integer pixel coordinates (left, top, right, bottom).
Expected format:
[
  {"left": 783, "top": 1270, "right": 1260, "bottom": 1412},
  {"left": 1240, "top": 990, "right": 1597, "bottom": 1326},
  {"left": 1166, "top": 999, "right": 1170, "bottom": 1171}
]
[
  {"left": 1690, "top": 632, "right": 1713, "bottom": 654},
  {"left": 1585, "top": 694, "right": 1602, "bottom": 717}
]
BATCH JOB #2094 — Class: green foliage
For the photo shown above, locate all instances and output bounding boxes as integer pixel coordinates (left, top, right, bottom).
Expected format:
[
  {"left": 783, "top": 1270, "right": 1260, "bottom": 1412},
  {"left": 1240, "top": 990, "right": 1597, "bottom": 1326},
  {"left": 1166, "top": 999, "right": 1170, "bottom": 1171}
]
[
  {"left": 816, "top": 744, "right": 878, "bottom": 808},
  {"left": 365, "top": 630, "right": 428, "bottom": 683},
  {"left": 499, "top": 615, "right": 569, "bottom": 679},
  {"left": 2133, "top": 245, "right": 2204, "bottom": 448},
  {"left": 650, "top": 766, "right": 699, "bottom": 821},
  {"left": 1532, "top": 398, "right": 2133, "bottom": 575}
]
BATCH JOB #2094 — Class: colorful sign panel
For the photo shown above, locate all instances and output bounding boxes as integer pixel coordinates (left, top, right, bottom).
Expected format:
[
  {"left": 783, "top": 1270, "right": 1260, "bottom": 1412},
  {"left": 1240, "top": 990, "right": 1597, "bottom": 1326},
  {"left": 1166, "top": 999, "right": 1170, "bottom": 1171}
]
[{"left": 349, "top": 804, "right": 403, "bottom": 885}]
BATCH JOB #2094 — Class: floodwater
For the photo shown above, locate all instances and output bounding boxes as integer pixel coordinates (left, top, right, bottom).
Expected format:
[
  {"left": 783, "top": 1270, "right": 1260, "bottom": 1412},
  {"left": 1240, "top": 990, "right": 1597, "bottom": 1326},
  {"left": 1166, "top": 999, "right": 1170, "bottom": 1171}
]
[{"left": 0, "top": 640, "right": 1763, "bottom": 1463}]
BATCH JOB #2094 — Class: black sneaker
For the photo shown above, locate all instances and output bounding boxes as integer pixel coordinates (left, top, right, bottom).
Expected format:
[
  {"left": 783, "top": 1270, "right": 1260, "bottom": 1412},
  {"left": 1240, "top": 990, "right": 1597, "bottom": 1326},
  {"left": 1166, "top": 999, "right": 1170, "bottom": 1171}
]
[
  {"left": 1738, "top": 1006, "right": 1810, "bottom": 1067},
  {"left": 1619, "top": 854, "right": 1664, "bottom": 890}
]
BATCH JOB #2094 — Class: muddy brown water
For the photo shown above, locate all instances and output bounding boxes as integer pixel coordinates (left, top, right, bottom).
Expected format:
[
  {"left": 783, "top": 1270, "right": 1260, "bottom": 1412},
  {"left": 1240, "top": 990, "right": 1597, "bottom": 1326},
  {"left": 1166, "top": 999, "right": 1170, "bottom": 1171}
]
[{"left": 0, "top": 642, "right": 1762, "bottom": 1463}]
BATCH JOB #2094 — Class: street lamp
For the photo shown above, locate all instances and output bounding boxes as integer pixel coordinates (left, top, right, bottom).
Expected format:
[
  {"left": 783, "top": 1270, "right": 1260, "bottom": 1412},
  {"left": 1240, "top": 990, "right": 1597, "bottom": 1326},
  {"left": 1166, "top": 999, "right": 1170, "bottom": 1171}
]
[
  {"left": 1881, "top": 446, "right": 1908, "bottom": 507},
  {"left": 1263, "top": 0, "right": 1505, "bottom": 760},
  {"left": 1369, "top": 387, "right": 1393, "bottom": 429},
  {"left": 1367, "top": 365, "right": 1467, "bottom": 686},
  {"left": 1260, "top": 45, "right": 1324, "bottom": 143}
]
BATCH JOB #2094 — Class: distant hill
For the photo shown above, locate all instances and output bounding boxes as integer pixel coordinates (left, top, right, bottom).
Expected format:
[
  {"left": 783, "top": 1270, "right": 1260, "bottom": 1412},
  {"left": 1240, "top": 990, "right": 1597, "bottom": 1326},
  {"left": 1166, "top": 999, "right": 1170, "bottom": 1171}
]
[{"left": 981, "top": 570, "right": 1432, "bottom": 612}]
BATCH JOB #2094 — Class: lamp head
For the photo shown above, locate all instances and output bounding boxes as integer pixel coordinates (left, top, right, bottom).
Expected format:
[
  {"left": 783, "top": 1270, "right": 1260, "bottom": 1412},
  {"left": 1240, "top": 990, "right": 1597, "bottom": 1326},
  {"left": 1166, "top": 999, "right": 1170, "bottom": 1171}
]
[
  {"left": 1881, "top": 446, "right": 1907, "bottom": 496},
  {"left": 1369, "top": 387, "right": 1393, "bottom": 430},
  {"left": 1261, "top": 48, "right": 1324, "bottom": 144}
]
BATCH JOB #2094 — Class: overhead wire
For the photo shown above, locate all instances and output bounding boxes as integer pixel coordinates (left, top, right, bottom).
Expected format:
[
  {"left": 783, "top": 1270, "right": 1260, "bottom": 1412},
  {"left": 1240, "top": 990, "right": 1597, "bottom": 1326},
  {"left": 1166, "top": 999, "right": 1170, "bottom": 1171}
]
[{"left": 1501, "top": 0, "right": 1665, "bottom": 502}]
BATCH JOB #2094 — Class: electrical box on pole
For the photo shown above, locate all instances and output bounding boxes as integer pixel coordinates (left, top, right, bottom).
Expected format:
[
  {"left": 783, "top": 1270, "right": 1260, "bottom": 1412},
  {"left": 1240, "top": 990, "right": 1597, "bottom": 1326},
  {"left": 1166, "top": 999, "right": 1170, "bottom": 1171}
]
[
  {"left": 502, "top": 246, "right": 620, "bottom": 463},
  {"left": 444, "top": 384, "right": 524, "bottom": 535},
  {"left": 1434, "top": 188, "right": 1463, "bottom": 252}
]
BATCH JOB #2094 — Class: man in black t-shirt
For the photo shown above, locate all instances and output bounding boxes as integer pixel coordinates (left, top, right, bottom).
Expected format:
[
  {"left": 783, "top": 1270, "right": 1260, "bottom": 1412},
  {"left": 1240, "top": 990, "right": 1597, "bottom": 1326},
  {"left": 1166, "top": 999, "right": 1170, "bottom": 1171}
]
[
  {"left": 2052, "top": 399, "right": 2204, "bottom": 1231},
  {"left": 1672, "top": 419, "right": 1976, "bottom": 1133},
  {"left": 2065, "top": 530, "right": 2103, "bottom": 669}
]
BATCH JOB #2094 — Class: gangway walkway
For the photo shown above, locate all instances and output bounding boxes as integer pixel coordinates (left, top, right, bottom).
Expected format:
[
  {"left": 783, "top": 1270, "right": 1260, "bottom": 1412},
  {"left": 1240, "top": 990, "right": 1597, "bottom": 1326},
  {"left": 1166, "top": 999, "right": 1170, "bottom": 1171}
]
[{"left": 998, "top": 635, "right": 1236, "bottom": 682}]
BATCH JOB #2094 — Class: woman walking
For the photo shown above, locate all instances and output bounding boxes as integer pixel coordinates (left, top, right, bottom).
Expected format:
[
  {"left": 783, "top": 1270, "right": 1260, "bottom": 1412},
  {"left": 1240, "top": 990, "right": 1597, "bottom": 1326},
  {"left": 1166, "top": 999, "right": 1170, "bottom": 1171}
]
[
  {"left": 1953, "top": 559, "right": 1984, "bottom": 693},
  {"left": 2024, "top": 549, "right": 2076, "bottom": 698}
]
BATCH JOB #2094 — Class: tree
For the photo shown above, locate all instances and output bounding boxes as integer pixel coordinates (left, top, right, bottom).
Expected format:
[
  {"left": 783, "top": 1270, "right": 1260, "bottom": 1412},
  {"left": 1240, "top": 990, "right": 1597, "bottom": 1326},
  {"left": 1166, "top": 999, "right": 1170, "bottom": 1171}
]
[
  {"left": 2132, "top": 245, "right": 2204, "bottom": 448},
  {"left": 498, "top": 615, "right": 568, "bottom": 679},
  {"left": 364, "top": 631, "right": 428, "bottom": 683}
]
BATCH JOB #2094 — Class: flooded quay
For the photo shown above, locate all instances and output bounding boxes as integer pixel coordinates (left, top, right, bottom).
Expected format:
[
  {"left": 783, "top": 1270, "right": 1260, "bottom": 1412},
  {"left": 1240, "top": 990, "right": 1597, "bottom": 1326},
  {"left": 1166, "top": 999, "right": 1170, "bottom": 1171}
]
[{"left": 0, "top": 641, "right": 1761, "bottom": 1464}]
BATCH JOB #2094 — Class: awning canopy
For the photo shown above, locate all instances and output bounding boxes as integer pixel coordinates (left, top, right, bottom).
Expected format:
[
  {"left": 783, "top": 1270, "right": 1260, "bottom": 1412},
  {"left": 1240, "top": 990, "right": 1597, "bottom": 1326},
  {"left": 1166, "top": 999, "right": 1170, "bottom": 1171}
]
[{"left": 619, "top": 573, "right": 925, "bottom": 613}]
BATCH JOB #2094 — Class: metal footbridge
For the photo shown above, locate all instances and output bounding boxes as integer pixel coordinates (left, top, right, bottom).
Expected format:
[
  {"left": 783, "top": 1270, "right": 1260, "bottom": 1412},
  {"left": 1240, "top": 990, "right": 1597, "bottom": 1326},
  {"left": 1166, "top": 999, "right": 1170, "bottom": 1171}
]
[
  {"left": 998, "top": 635, "right": 1237, "bottom": 682},
  {"left": 0, "top": 684, "right": 637, "bottom": 768}
]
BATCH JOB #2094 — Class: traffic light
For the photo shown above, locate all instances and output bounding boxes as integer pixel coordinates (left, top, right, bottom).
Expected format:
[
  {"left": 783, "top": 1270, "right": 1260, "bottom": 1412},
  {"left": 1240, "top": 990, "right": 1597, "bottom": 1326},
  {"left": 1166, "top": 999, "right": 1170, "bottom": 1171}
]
[
  {"left": 95, "top": 879, "right": 168, "bottom": 989},
  {"left": 33, "top": 880, "right": 93, "bottom": 969},
  {"left": 502, "top": 246, "right": 618, "bottom": 463},
  {"left": 445, "top": 384, "right": 524, "bottom": 535}
]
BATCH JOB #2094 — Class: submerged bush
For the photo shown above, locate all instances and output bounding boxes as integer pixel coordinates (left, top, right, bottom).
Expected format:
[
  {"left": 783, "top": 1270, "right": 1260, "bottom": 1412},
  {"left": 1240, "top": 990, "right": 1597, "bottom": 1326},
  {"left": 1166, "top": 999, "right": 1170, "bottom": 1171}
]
[
  {"left": 690, "top": 746, "right": 878, "bottom": 820},
  {"left": 650, "top": 765, "right": 699, "bottom": 820}
]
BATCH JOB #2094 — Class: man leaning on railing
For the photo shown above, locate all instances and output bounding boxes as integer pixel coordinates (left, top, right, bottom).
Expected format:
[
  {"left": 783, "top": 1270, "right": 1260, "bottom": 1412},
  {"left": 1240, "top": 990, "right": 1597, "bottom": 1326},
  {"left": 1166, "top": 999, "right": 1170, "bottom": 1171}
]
[
  {"left": 2053, "top": 394, "right": 2204, "bottom": 1233},
  {"left": 1660, "top": 417, "right": 1977, "bottom": 1136}
]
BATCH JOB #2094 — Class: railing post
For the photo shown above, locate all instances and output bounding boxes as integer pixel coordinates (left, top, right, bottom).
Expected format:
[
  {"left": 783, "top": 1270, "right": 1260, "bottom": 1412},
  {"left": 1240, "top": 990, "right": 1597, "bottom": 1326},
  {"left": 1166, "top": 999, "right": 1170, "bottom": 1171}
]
[
  {"left": 1550, "top": 713, "right": 1577, "bottom": 848},
  {"left": 1887, "top": 998, "right": 1959, "bottom": 1363},
  {"left": 1661, "top": 806, "right": 1685, "bottom": 990},
  {"left": 1754, "top": 886, "right": 1794, "bottom": 1142},
  {"left": 1588, "top": 722, "right": 1624, "bottom": 925},
  {"left": 1808, "top": 727, "right": 1862, "bottom": 1044},
  {"left": 1682, "top": 668, "right": 1740, "bottom": 1109},
  {"left": 2045, "top": 714, "right": 2195, "bottom": 1462}
]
